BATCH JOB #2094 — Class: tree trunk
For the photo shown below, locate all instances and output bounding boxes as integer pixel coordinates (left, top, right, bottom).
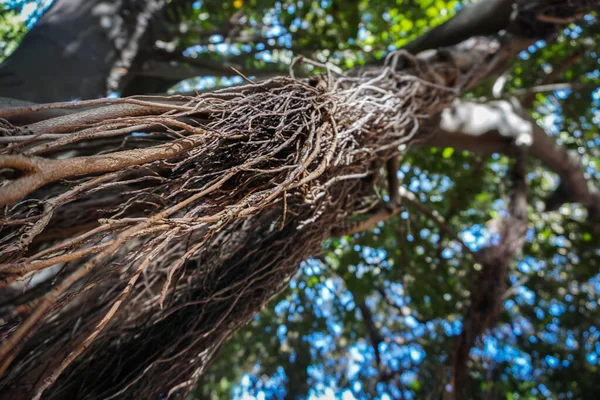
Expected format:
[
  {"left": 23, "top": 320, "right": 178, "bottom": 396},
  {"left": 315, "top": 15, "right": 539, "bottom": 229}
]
[
  {"left": 0, "top": 0, "right": 165, "bottom": 103},
  {"left": 0, "top": 1, "right": 595, "bottom": 398}
]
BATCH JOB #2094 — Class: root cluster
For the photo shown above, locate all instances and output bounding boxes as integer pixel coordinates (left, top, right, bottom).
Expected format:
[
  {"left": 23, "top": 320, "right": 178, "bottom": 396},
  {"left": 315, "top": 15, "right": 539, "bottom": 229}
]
[{"left": 0, "top": 54, "right": 458, "bottom": 398}]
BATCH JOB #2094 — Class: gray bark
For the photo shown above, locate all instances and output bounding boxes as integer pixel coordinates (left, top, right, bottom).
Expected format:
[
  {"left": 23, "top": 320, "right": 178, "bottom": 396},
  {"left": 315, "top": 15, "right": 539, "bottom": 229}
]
[
  {"left": 0, "top": 0, "right": 164, "bottom": 103},
  {"left": 427, "top": 100, "right": 600, "bottom": 214}
]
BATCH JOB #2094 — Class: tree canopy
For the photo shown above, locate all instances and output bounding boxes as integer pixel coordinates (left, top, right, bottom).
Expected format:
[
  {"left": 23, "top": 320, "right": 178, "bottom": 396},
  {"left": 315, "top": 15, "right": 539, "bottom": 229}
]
[{"left": 0, "top": 1, "right": 599, "bottom": 399}]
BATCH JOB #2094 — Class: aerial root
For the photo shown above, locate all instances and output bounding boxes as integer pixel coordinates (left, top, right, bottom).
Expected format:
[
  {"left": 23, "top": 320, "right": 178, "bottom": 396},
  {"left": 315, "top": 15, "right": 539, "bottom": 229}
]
[{"left": 0, "top": 59, "right": 458, "bottom": 398}]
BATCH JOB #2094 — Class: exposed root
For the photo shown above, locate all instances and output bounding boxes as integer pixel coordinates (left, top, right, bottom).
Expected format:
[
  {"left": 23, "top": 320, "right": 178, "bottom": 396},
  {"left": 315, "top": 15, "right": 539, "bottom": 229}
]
[{"left": 0, "top": 53, "right": 464, "bottom": 398}]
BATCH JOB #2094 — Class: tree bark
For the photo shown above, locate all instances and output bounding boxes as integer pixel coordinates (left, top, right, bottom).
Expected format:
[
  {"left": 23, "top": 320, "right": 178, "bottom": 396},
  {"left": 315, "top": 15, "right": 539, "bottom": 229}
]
[
  {"left": 0, "top": 1, "right": 596, "bottom": 399},
  {"left": 0, "top": 0, "right": 165, "bottom": 103},
  {"left": 426, "top": 100, "right": 600, "bottom": 214}
]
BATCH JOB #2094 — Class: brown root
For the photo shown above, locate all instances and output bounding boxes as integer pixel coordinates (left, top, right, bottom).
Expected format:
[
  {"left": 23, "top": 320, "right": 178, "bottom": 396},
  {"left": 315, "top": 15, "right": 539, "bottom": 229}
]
[{"left": 0, "top": 53, "right": 465, "bottom": 398}]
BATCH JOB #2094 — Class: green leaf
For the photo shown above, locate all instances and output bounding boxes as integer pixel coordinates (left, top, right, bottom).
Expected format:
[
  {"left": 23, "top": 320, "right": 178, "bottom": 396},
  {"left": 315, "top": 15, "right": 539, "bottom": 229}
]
[
  {"left": 410, "top": 379, "right": 422, "bottom": 391},
  {"left": 442, "top": 147, "right": 455, "bottom": 159}
]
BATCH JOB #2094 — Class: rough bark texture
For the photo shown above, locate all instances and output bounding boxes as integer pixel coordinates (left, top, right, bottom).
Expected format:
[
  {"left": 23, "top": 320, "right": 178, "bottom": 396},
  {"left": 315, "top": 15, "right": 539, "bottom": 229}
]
[
  {"left": 0, "top": 55, "right": 461, "bottom": 399},
  {"left": 0, "top": 1, "right": 597, "bottom": 399},
  {"left": 0, "top": 0, "right": 165, "bottom": 102}
]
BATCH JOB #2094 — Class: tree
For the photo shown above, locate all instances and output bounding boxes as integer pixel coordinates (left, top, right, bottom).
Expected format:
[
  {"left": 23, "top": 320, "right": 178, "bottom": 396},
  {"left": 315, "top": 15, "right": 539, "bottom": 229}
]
[{"left": 0, "top": 1, "right": 598, "bottom": 399}]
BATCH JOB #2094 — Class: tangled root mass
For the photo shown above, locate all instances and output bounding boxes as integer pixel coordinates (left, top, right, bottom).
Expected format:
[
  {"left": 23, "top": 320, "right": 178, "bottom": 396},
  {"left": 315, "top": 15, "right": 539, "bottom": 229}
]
[{"left": 0, "top": 54, "right": 460, "bottom": 398}]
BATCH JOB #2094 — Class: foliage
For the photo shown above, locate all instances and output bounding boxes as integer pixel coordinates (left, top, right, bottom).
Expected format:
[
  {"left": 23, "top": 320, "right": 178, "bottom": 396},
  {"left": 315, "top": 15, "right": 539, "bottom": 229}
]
[
  {"left": 188, "top": 2, "right": 600, "bottom": 400},
  {"left": 0, "top": 3, "right": 26, "bottom": 61},
  {"left": 151, "top": 0, "right": 460, "bottom": 92},
  {"left": 0, "top": 0, "right": 53, "bottom": 61}
]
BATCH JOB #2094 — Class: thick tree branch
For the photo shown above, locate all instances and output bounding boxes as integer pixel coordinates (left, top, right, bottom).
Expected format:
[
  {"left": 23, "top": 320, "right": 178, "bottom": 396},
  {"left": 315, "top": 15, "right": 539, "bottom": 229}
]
[
  {"left": 0, "top": 0, "right": 166, "bottom": 102},
  {"left": 403, "top": 0, "right": 515, "bottom": 55},
  {"left": 424, "top": 100, "right": 599, "bottom": 214},
  {"left": 0, "top": 1, "right": 597, "bottom": 397},
  {"left": 449, "top": 148, "right": 528, "bottom": 399}
]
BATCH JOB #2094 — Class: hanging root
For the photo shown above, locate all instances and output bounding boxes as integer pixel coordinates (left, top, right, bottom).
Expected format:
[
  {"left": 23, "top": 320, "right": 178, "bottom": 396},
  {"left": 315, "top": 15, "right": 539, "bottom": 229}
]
[{"left": 0, "top": 53, "right": 462, "bottom": 399}]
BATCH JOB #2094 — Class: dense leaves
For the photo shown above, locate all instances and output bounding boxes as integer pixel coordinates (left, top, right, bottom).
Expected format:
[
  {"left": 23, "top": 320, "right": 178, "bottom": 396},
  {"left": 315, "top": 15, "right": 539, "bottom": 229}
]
[{"left": 185, "top": 2, "right": 600, "bottom": 400}]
